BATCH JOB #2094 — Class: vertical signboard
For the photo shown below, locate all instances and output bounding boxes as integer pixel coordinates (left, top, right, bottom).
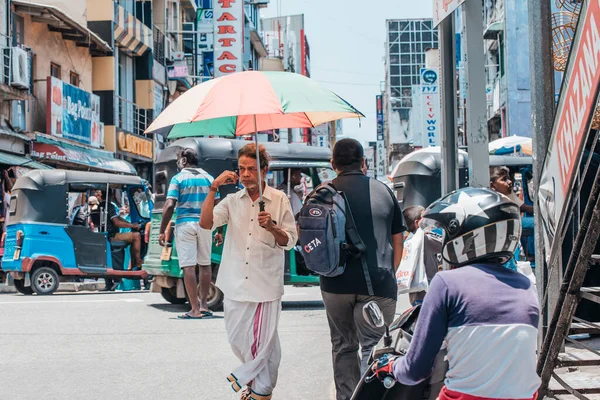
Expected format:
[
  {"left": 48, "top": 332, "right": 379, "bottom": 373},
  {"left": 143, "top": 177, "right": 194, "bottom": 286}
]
[
  {"left": 539, "top": 0, "right": 600, "bottom": 258},
  {"left": 376, "top": 141, "right": 386, "bottom": 178},
  {"left": 197, "top": 8, "right": 214, "bottom": 51},
  {"left": 47, "top": 76, "right": 102, "bottom": 148},
  {"left": 376, "top": 95, "right": 384, "bottom": 141},
  {"left": 365, "top": 146, "right": 376, "bottom": 178},
  {"left": 214, "top": 0, "right": 243, "bottom": 76},
  {"left": 420, "top": 68, "right": 441, "bottom": 147}
]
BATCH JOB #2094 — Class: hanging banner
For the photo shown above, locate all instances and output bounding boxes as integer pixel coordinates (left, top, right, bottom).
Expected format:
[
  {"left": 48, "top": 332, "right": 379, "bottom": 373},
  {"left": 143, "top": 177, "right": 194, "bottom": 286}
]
[
  {"left": 214, "top": 0, "right": 243, "bottom": 76},
  {"left": 46, "top": 76, "right": 102, "bottom": 148},
  {"left": 539, "top": 0, "right": 600, "bottom": 260},
  {"left": 421, "top": 68, "right": 441, "bottom": 147},
  {"left": 434, "top": 0, "right": 467, "bottom": 27},
  {"left": 376, "top": 95, "right": 384, "bottom": 141}
]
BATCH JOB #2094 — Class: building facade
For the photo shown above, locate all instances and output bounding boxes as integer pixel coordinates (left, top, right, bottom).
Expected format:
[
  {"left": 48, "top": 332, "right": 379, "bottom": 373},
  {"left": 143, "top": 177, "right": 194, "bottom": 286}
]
[
  {"left": 479, "top": 0, "right": 532, "bottom": 139},
  {"left": 262, "top": 13, "right": 311, "bottom": 144},
  {"left": 385, "top": 18, "right": 438, "bottom": 149}
]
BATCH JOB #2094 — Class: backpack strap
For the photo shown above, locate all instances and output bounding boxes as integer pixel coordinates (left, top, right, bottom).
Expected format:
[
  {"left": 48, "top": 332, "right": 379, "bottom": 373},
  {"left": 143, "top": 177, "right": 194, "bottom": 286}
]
[{"left": 339, "top": 191, "right": 374, "bottom": 296}]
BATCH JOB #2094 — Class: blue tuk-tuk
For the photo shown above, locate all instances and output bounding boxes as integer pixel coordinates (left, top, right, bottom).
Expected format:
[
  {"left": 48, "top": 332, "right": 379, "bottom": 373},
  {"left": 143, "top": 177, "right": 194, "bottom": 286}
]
[{"left": 2, "top": 170, "right": 153, "bottom": 295}]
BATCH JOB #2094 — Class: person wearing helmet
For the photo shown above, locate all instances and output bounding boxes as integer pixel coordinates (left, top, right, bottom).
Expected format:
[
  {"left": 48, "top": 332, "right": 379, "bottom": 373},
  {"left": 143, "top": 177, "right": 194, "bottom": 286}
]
[{"left": 374, "top": 187, "right": 540, "bottom": 400}]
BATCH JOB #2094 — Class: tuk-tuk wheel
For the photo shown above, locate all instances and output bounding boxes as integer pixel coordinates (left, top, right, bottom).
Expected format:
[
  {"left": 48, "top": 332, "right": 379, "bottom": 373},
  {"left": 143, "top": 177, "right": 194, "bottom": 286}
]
[
  {"left": 206, "top": 282, "right": 224, "bottom": 311},
  {"left": 13, "top": 279, "right": 34, "bottom": 295},
  {"left": 160, "top": 287, "right": 187, "bottom": 304},
  {"left": 31, "top": 267, "right": 60, "bottom": 295}
]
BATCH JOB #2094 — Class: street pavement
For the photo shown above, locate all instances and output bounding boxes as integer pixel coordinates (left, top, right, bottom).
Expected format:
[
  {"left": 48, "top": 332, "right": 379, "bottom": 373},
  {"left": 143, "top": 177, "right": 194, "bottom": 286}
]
[{"left": 0, "top": 286, "right": 412, "bottom": 400}]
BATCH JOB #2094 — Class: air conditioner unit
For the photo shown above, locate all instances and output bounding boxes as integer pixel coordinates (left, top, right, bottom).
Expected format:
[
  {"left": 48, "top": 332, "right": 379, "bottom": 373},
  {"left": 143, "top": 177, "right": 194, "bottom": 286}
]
[{"left": 11, "top": 47, "right": 29, "bottom": 89}]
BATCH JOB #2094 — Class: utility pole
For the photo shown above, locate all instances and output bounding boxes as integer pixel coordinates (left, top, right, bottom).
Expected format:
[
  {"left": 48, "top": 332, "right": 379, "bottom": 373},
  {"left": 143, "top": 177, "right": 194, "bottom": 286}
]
[
  {"left": 439, "top": 14, "right": 459, "bottom": 195},
  {"left": 462, "top": 0, "right": 489, "bottom": 188},
  {"left": 527, "top": 0, "right": 556, "bottom": 347},
  {"left": 329, "top": 120, "right": 337, "bottom": 148}
]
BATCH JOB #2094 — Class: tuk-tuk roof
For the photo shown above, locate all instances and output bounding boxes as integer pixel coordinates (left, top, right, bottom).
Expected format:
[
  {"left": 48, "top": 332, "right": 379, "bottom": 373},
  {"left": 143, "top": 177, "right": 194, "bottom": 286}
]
[
  {"left": 391, "top": 147, "right": 532, "bottom": 179},
  {"left": 13, "top": 170, "right": 146, "bottom": 191},
  {"left": 157, "top": 138, "right": 331, "bottom": 165}
]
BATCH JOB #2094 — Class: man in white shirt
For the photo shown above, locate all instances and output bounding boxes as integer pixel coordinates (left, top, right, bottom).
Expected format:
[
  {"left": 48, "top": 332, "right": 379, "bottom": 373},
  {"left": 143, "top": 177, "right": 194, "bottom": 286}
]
[{"left": 200, "top": 143, "right": 297, "bottom": 400}]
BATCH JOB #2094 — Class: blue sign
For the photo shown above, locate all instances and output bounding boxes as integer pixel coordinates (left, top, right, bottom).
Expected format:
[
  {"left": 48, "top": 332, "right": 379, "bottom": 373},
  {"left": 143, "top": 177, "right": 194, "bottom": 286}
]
[
  {"left": 48, "top": 76, "right": 101, "bottom": 147},
  {"left": 421, "top": 69, "right": 438, "bottom": 85}
]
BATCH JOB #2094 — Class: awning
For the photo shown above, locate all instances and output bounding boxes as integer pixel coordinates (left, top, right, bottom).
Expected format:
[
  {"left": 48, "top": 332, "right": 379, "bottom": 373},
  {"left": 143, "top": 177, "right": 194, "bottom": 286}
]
[
  {"left": 114, "top": 4, "right": 153, "bottom": 56},
  {"left": 484, "top": 20, "right": 505, "bottom": 40},
  {"left": 12, "top": 1, "right": 111, "bottom": 56},
  {"left": 0, "top": 151, "right": 52, "bottom": 170},
  {"left": 0, "top": 127, "right": 30, "bottom": 142},
  {"left": 31, "top": 134, "right": 137, "bottom": 175}
]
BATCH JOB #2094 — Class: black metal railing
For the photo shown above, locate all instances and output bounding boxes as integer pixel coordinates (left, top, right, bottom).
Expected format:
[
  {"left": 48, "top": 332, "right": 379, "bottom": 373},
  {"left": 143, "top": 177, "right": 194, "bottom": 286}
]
[{"left": 115, "top": 95, "right": 151, "bottom": 137}]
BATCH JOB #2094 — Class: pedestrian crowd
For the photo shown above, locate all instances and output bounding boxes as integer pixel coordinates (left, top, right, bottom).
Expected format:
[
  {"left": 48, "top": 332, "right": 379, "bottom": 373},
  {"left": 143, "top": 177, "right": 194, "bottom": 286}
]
[{"left": 160, "top": 139, "right": 540, "bottom": 400}]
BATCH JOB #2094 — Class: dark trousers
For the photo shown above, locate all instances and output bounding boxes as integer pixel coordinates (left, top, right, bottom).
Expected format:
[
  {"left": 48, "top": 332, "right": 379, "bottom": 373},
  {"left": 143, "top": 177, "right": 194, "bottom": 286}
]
[{"left": 321, "top": 291, "right": 396, "bottom": 400}]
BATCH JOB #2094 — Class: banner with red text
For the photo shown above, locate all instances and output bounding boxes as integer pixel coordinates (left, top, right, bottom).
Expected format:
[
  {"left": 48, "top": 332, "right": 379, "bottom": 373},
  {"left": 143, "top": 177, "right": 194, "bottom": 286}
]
[
  {"left": 214, "top": 0, "right": 243, "bottom": 76},
  {"left": 539, "top": 0, "right": 600, "bottom": 259}
]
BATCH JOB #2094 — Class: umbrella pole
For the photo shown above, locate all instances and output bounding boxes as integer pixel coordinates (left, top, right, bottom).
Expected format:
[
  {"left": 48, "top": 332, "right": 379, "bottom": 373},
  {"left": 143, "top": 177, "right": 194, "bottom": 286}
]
[{"left": 254, "top": 114, "right": 265, "bottom": 212}]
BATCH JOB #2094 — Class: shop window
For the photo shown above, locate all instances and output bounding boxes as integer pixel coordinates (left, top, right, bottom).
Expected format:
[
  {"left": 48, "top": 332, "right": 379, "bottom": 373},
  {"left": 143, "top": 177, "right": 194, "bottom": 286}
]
[
  {"left": 50, "top": 63, "right": 61, "bottom": 79},
  {"left": 70, "top": 71, "right": 80, "bottom": 87}
]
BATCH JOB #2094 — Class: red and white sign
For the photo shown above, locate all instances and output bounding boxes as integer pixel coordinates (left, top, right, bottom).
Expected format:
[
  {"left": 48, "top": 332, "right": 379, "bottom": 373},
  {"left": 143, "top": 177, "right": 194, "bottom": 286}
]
[
  {"left": 433, "top": 0, "right": 467, "bottom": 27},
  {"left": 539, "top": 0, "right": 600, "bottom": 258},
  {"left": 214, "top": 0, "right": 243, "bottom": 77}
]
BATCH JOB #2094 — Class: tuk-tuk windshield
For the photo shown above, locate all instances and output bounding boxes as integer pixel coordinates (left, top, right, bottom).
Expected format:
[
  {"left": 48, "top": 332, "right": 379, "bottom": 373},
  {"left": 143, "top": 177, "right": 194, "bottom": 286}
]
[{"left": 130, "top": 187, "right": 152, "bottom": 218}]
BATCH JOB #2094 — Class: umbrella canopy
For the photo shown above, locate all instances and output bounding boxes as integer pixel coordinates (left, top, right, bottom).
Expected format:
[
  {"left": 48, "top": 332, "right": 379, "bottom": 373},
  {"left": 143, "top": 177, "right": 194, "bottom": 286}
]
[
  {"left": 145, "top": 71, "right": 364, "bottom": 138},
  {"left": 489, "top": 136, "right": 532, "bottom": 156}
]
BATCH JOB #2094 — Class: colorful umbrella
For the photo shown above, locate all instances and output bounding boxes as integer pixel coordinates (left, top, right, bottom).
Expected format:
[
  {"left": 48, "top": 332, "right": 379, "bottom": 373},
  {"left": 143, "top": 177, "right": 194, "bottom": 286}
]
[
  {"left": 146, "top": 71, "right": 364, "bottom": 208},
  {"left": 489, "top": 136, "right": 532, "bottom": 156}
]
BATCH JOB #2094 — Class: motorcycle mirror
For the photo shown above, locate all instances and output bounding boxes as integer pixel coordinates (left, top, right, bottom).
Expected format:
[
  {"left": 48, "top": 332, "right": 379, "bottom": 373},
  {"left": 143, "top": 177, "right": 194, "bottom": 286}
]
[{"left": 362, "top": 301, "right": 385, "bottom": 329}]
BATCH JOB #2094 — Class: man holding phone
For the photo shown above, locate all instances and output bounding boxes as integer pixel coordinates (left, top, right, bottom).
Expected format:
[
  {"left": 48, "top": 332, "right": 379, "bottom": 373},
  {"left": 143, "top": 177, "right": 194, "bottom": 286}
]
[{"left": 200, "top": 144, "right": 297, "bottom": 400}]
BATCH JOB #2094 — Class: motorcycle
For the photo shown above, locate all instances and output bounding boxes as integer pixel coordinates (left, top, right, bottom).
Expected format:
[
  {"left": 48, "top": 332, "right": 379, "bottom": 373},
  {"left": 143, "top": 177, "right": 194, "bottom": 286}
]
[{"left": 350, "top": 301, "right": 448, "bottom": 400}]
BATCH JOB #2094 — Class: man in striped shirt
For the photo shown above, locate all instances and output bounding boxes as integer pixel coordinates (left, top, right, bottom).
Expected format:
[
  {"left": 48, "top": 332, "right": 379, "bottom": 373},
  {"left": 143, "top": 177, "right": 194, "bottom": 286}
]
[{"left": 160, "top": 148, "right": 216, "bottom": 319}]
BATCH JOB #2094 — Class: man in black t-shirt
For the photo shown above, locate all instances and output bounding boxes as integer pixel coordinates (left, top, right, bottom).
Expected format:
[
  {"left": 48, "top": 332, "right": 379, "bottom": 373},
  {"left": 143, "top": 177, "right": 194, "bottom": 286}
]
[{"left": 321, "top": 139, "right": 406, "bottom": 400}]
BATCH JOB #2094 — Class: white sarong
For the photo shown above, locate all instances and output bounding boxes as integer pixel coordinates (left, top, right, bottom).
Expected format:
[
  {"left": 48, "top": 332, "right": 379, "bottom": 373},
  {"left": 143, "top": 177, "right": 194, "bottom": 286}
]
[{"left": 225, "top": 297, "right": 282, "bottom": 398}]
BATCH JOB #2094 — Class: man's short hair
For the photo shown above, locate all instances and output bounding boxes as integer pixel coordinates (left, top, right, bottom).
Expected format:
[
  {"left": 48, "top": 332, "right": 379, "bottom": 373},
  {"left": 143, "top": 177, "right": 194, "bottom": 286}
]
[
  {"left": 332, "top": 138, "right": 364, "bottom": 172},
  {"left": 238, "top": 143, "right": 270, "bottom": 170},
  {"left": 489, "top": 166, "right": 510, "bottom": 182},
  {"left": 178, "top": 148, "right": 199, "bottom": 167},
  {"left": 403, "top": 205, "right": 425, "bottom": 233}
]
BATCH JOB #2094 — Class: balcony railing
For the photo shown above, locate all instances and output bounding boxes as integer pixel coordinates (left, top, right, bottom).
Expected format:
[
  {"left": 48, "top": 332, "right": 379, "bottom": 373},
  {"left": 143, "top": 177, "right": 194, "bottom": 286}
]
[{"left": 115, "top": 95, "right": 151, "bottom": 137}]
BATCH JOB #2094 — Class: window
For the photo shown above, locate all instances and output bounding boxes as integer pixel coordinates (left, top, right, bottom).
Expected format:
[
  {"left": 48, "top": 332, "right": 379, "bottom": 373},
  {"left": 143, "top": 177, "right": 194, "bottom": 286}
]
[
  {"left": 69, "top": 71, "right": 80, "bottom": 87},
  {"left": 391, "top": 76, "right": 400, "bottom": 86},
  {"left": 390, "top": 43, "right": 399, "bottom": 54},
  {"left": 389, "top": 21, "right": 399, "bottom": 31},
  {"left": 390, "top": 65, "right": 400, "bottom": 75},
  {"left": 50, "top": 63, "right": 61, "bottom": 79}
]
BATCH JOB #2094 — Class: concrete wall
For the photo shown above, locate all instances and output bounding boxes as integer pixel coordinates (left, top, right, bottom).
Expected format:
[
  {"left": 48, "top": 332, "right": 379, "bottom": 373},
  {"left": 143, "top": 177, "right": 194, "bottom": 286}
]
[
  {"left": 22, "top": 15, "right": 94, "bottom": 133},
  {"left": 505, "top": 0, "right": 532, "bottom": 137},
  {"left": 30, "top": 0, "right": 88, "bottom": 27}
]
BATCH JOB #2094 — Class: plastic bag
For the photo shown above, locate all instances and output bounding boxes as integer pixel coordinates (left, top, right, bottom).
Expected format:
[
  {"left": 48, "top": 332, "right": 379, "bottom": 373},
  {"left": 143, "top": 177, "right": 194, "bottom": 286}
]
[
  {"left": 397, "top": 229, "right": 428, "bottom": 294},
  {"left": 517, "top": 260, "right": 536, "bottom": 289}
]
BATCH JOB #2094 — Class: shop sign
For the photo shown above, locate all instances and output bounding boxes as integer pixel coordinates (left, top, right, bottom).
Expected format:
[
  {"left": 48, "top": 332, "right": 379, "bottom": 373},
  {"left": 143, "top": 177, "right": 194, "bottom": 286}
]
[
  {"left": 365, "top": 146, "right": 376, "bottom": 178},
  {"left": 434, "top": 0, "right": 467, "bottom": 27},
  {"left": 420, "top": 68, "right": 440, "bottom": 147},
  {"left": 167, "top": 63, "right": 189, "bottom": 79},
  {"left": 376, "top": 140, "right": 386, "bottom": 178},
  {"left": 118, "top": 131, "right": 153, "bottom": 160},
  {"left": 154, "top": 82, "right": 164, "bottom": 118},
  {"left": 214, "top": 0, "right": 243, "bottom": 76},
  {"left": 31, "top": 142, "right": 136, "bottom": 175},
  {"left": 198, "top": 8, "right": 214, "bottom": 51},
  {"left": 376, "top": 95, "right": 384, "bottom": 141},
  {"left": 539, "top": 0, "right": 600, "bottom": 260},
  {"left": 46, "top": 76, "right": 102, "bottom": 148}
]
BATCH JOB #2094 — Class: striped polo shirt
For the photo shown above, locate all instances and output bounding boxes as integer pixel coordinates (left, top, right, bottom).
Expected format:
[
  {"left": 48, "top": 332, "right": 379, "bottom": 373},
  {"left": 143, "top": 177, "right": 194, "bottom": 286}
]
[{"left": 166, "top": 168, "right": 216, "bottom": 225}]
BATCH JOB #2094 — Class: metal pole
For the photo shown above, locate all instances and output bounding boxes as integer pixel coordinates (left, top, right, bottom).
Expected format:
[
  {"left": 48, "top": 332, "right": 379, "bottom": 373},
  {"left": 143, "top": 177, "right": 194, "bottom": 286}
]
[
  {"left": 462, "top": 0, "right": 489, "bottom": 188},
  {"left": 440, "top": 14, "right": 458, "bottom": 195},
  {"left": 527, "top": 0, "right": 556, "bottom": 345},
  {"left": 253, "top": 114, "right": 265, "bottom": 212}
]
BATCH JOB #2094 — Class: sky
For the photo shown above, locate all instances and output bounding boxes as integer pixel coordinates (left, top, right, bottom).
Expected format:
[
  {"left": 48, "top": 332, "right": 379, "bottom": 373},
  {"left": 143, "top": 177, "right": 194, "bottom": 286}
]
[{"left": 260, "top": 0, "right": 433, "bottom": 145}]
